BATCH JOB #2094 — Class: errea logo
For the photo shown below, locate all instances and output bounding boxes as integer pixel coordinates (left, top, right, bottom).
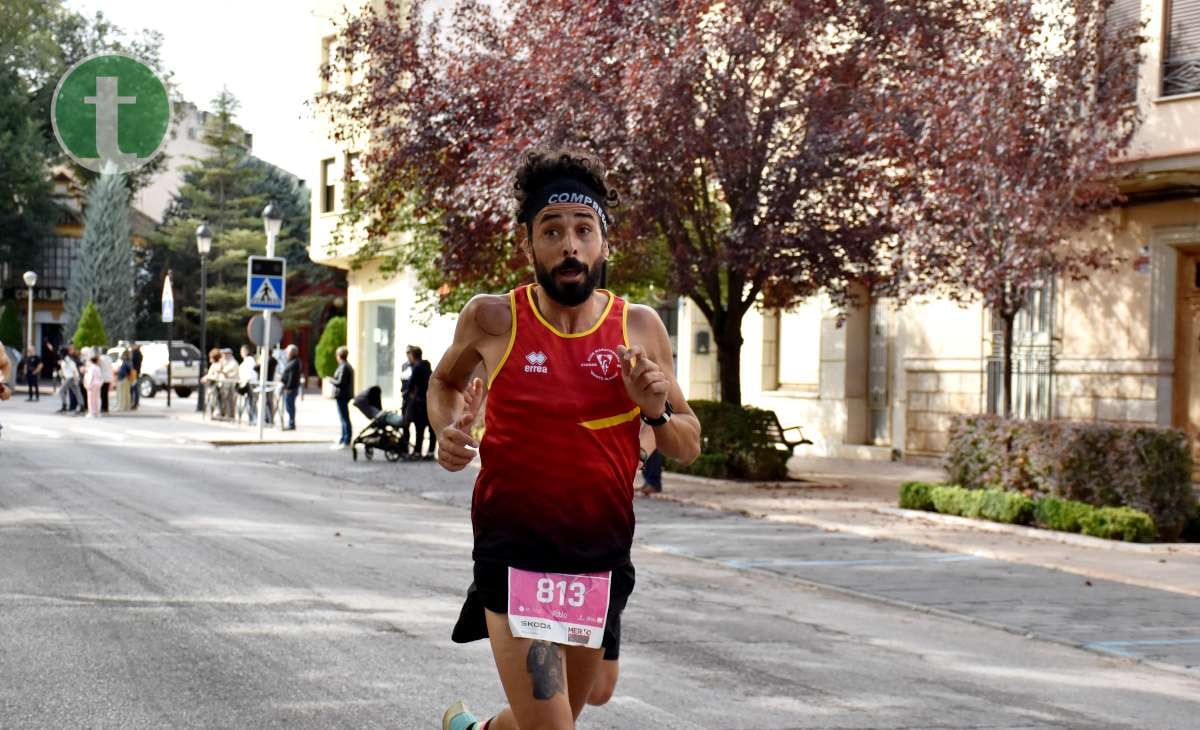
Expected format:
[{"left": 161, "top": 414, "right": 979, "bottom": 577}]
[{"left": 524, "top": 351, "right": 548, "bottom": 374}]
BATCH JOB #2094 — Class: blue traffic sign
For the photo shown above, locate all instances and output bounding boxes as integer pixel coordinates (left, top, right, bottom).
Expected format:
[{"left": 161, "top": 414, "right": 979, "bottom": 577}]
[{"left": 247, "top": 256, "right": 286, "bottom": 312}]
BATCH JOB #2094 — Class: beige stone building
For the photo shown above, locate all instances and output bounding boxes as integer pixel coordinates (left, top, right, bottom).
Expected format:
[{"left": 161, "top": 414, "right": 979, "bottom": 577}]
[{"left": 310, "top": 0, "right": 1200, "bottom": 469}]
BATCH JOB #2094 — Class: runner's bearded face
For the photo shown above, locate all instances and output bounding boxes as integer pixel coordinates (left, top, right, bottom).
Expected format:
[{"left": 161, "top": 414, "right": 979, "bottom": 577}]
[{"left": 530, "top": 205, "right": 606, "bottom": 306}]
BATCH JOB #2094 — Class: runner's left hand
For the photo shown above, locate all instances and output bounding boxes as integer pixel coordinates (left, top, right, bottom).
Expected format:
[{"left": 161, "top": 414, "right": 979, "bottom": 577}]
[{"left": 617, "top": 345, "right": 668, "bottom": 418}]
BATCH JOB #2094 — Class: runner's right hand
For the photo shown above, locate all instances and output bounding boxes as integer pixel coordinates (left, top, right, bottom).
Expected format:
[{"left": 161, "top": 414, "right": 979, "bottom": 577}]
[{"left": 437, "top": 377, "right": 483, "bottom": 472}]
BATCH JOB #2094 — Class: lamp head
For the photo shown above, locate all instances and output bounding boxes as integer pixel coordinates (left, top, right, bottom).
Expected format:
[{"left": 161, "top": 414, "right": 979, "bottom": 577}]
[
  {"left": 195, "top": 222, "right": 212, "bottom": 256},
  {"left": 262, "top": 202, "right": 282, "bottom": 237},
  {"left": 22, "top": 271, "right": 37, "bottom": 287}
]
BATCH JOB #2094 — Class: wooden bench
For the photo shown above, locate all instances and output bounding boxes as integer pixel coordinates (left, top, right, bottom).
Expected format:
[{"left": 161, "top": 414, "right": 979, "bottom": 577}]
[{"left": 746, "top": 409, "right": 814, "bottom": 453}]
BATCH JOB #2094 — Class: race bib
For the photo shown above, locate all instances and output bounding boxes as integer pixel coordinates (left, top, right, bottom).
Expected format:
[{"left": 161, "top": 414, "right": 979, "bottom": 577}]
[{"left": 507, "top": 568, "right": 611, "bottom": 650}]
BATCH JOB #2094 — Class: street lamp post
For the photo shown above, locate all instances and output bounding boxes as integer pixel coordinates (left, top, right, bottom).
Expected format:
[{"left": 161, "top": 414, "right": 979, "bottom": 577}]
[
  {"left": 22, "top": 271, "right": 37, "bottom": 358},
  {"left": 195, "top": 223, "right": 212, "bottom": 414},
  {"left": 257, "top": 203, "right": 282, "bottom": 441}
]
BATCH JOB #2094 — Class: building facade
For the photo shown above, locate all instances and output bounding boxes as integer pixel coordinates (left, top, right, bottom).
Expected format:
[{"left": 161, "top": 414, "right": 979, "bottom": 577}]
[{"left": 310, "top": 0, "right": 1200, "bottom": 470}]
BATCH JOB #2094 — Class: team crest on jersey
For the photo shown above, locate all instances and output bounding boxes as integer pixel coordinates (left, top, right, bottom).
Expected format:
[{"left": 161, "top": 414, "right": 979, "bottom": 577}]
[
  {"left": 524, "top": 351, "right": 548, "bottom": 374},
  {"left": 581, "top": 347, "right": 620, "bottom": 381}
]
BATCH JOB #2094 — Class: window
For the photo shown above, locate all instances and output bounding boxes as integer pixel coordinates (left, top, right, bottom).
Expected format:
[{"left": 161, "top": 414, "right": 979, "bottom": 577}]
[
  {"left": 344, "top": 152, "right": 361, "bottom": 206},
  {"left": 1104, "top": 0, "right": 1141, "bottom": 103},
  {"left": 321, "top": 36, "right": 335, "bottom": 93},
  {"left": 38, "top": 237, "right": 78, "bottom": 290},
  {"left": 1164, "top": 0, "right": 1200, "bottom": 96},
  {"left": 986, "top": 280, "right": 1056, "bottom": 420},
  {"left": 320, "top": 158, "right": 336, "bottom": 213},
  {"left": 776, "top": 297, "right": 823, "bottom": 389},
  {"left": 361, "top": 301, "right": 396, "bottom": 400}
]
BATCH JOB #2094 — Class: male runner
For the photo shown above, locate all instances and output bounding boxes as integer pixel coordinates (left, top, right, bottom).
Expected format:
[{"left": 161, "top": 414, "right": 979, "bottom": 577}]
[{"left": 431, "top": 148, "right": 701, "bottom": 730}]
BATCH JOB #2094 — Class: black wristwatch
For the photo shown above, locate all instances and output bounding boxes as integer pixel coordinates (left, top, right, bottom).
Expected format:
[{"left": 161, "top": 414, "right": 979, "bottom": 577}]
[{"left": 641, "top": 400, "right": 673, "bottom": 427}]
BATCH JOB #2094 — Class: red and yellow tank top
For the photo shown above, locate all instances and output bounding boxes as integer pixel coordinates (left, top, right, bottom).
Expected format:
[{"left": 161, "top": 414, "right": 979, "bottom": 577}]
[{"left": 472, "top": 284, "right": 641, "bottom": 572}]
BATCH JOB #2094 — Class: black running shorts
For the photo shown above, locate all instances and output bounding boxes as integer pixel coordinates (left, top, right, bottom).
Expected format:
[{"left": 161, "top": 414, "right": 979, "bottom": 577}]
[{"left": 451, "top": 560, "right": 635, "bottom": 661}]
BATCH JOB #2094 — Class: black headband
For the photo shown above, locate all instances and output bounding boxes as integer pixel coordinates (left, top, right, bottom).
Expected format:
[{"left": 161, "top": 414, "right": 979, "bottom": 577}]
[{"left": 519, "top": 178, "right": 610, "bottom": 233}]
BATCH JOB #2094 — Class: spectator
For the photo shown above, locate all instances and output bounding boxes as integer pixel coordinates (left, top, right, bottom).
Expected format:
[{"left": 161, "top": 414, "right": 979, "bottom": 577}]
[
  {"left": 238, "top": 345, "right": 258, "bottom": 423},
  {"left": 83, "top": 353, "right": 102, "bottom": 418},
  {"left": 204, "top": 348, "right": 223, "bottom": 418},
  {"left": 280, "top": 344, "right": 302, "bottom": 430},
  {"left": 42, "top": 341, "right": 59, "bottom": 390},
  {"left": 129, "top": 343, "right": 143, "bottom": 410},
  {"left": 97, "top": 347, "right": 114, "bottom": 413},
  {"left": 115, "top": 350, "right": 134, "bottom": 411},
  {"left": 57, "top": 347, "right": 82, "bottom": 414},
  {"left": 220, "top": 348, "right": 239, "bottom": 417},
  {"left": 253, "top": 348, "right": 278, "bottom": 425},
  {"left": 21, "top": 346, "right": 42, "bottom": 401},
  {"left": 403, "top": 345, "right": 433, "bottom": 460},
  {"left": 329, "top": 346, "right": 354, "bottom": 449}
]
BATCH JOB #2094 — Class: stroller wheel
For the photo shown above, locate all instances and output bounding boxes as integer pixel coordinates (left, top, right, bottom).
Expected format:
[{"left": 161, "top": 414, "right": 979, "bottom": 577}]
[
  {"left": 364, "top": 446, "right": 374, "bottom": 461},
  {"left": 385, "top": 449, "right": 402, "bottom": 463}
]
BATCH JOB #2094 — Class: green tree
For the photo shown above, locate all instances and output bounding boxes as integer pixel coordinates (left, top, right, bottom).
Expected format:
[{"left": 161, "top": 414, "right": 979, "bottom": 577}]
[
  {"left": 0, "top": 64, "right": 57, "bottom": 280},
  {"left": 0, "top": 301, "right": 21, "bottom": 346},
  {"left": 72, "top": 300, "right": 108, "bottom": 348},
  {"left": 67, "top": 168, "right": 136, "bottom": 340},
  {"left": 314, "top": 316, "right": 346, "bottom": 378},
  {"left": 140, "top": 89, "right": 267, "bottom": 345}
]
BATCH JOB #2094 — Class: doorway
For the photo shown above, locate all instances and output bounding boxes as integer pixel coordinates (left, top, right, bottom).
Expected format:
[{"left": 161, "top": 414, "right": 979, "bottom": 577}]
[{"left": 1173, "top": 250, "right": 1200, "bottom": 478}]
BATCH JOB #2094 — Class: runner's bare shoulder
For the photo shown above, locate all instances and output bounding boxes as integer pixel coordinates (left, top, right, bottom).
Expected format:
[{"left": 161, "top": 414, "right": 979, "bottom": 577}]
[{"left": 465, "top": 293, "right": 513, "bottom": 340}]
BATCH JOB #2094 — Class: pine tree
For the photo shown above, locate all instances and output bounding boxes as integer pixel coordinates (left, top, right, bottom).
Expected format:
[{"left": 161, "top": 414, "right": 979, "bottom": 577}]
[
  {"left": 139, "top": 89, "right": 268, "bottom": 346},
  {"left": 72, "top": 300, "right": 108, "bottom": 349},
  {"left": 67, "top": 166, "right": 136, "bottom": 340}
]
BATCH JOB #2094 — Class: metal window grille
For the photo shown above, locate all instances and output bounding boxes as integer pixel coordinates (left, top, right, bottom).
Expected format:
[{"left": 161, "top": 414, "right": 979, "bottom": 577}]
[
  {"left": 986, "top": 280, "right": 1056, "bottom": 420},
  {"left": 1164, "top": 0, "right": 1200, "bottom": 96}
]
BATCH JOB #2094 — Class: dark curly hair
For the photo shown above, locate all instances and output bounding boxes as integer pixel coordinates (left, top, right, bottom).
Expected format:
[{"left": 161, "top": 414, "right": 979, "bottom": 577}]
[{"left": 513, "top": 147, "right": 620, "bottom": 235}]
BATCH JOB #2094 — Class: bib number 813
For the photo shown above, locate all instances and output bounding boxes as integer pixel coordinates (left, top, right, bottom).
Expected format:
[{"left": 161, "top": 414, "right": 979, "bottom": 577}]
[{"left": 536, "top": 578, "right": 586, "bottom": 607}]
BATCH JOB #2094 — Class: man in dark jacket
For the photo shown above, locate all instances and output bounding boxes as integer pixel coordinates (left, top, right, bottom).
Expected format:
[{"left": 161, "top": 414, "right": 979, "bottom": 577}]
[
  {"left": 404, "top": 345, "right": 433, "bottom": 460},
  {"left": 329, "top": 346, "right": 354, "bottom": 448},
  {"left": 280, "top": 344, "right": 302, "bottom": 430}
]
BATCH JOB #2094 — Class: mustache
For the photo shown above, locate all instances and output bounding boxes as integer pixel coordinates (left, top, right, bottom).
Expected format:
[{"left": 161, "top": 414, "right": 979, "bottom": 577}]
[{"left": 553, "top": 258, "right": 588, "bottom": 275}]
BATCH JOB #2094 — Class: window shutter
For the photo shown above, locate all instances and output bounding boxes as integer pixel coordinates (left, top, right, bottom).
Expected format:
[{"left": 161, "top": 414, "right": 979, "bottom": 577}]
[
  {"left": 1108, "top": 0, "right": 1141, "bottom": 30},
  {"left": 1165, "top": 0, "right": 1200, "bottom": 95}
]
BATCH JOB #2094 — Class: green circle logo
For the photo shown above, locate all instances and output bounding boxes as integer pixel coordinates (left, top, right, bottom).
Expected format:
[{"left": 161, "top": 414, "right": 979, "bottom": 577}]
[{"left": 51, "top": 52, "right": 173, "bottom": 174}]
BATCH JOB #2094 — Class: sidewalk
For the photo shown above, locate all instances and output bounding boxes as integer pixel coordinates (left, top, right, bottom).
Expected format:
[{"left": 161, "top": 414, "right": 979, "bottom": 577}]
[
  {"left": 137, "top": 387, "right": 344, "bottom": 445},
  {"left": 651, "top": 455, "right": 1200, "bottom": 598}
]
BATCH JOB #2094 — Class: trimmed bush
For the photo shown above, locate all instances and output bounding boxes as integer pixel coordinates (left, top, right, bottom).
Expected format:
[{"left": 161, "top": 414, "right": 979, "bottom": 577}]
[
  {"left": 1034, "top": 497, "right": 1095, "bottom": 534},
  {"left": 72, "top": 301, "right": 107, "bottom": 349},
  {"left": 663, "top": 400, "right": 790, "bottom": 480},
  {"left": 667, "top": 453, "right": 728, "bottom": 479},
  {"left": 980, "top": 489, "right": 1035, "bottom": 525},
  {"left": 1079, "top": 506, "right": 1158, "bottom": 543},
  {"left": 0, "top": 301, "right": 19, "bottom": 346},
  {"left": 1181, "top": 506, "right": 1200, "bottom": 542},
  {"left": 899, "top": 481, "right": 936, "bottom": 511},
  {"left": 314, "top": 316, "right": 346, "bottom": 379},
  {"left": 947, "top": 415, "right": 1197, "bottom": 540},
  {"left": 930, "top": 485, "right": 985, "bottom": 519}
]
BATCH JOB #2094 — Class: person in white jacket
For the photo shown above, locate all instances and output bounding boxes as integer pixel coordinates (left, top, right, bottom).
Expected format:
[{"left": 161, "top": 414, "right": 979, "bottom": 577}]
[
  {"left": 57, "top": 348, "right": 82, "bottom": 413},
  {"left": 98, "top": 349, "right": 114, "bottom": 413}
]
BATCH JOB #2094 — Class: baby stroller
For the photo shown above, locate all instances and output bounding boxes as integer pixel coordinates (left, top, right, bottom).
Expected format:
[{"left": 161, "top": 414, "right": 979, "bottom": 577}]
[{"left": 350, "top": 385, "right": 408, "bottom": 462}]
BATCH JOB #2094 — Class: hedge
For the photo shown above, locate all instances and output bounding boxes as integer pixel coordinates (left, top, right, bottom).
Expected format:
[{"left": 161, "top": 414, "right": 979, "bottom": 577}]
[
  {"left": 946, "top": 416, "right": 1196, "bottom": 541},
  {"left": 664, "top": 400, "right": 791, "bottom": 481},
  {"left": 314, "top": 316, "right": 346, "bottom": 379},
  {"left": 899, "top": 481, "right": 935, "bottom": 511},
  {"left": 901, "top": 482, "right": 1158, "bottom": 542}
]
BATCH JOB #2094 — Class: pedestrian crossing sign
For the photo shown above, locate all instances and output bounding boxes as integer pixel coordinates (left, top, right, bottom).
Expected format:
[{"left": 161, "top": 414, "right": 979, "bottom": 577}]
[{"left": 247, "top": 256, "right": 286, "bottom": 312}]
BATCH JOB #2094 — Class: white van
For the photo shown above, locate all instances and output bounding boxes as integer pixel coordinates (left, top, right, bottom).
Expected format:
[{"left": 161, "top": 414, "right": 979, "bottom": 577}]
[{"left": 107, "top": 341, "right": 203, "bottom": 398}]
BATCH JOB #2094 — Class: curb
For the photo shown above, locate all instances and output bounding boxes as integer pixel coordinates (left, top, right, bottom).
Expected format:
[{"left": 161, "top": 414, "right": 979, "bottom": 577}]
[
  {"left": 647, "top": 492, "right": 1200, "bottom": 599},
  {"left": 876, "top": 507, "right": 1200, "bottom": 555}
]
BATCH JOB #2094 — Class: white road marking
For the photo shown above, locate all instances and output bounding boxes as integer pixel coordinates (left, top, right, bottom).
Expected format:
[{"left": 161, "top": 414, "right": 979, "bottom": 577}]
[{"left": 3, "top": 424, "right": 61, "bottom": 439}]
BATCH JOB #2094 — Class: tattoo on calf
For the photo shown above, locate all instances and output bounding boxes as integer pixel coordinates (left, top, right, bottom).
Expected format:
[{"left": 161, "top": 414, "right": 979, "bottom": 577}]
[{"left": 525, "top": 641, "right": 564, "bottom": 700}]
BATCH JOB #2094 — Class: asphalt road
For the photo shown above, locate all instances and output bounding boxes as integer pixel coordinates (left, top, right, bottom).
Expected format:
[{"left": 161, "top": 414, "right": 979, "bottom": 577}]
[{"left": 1, "top": 403, "right": 1199, "bottom": 728}]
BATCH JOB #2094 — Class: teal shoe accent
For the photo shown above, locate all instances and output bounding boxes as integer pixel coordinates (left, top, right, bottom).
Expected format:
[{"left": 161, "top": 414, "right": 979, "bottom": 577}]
[{"left": 442, "top": 700, "right": 479, "bottom": 730}]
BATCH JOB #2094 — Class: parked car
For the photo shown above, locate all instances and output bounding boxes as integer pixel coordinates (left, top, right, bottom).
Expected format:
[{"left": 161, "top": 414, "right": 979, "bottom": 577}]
[{"left": 106, "top": 341, "right": 203, "bottom": 399}]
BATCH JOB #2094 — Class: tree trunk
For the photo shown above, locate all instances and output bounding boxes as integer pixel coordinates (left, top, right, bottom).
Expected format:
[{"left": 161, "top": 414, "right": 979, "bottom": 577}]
[
  {"left": 1002, "top": 310, "right": 1015, "bottom": 418},
  {"left": 716, "top": 333, "right": 743, "bottom": 406}
]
